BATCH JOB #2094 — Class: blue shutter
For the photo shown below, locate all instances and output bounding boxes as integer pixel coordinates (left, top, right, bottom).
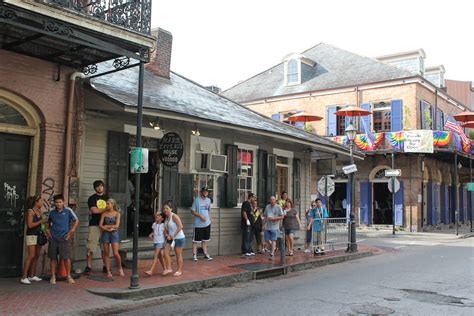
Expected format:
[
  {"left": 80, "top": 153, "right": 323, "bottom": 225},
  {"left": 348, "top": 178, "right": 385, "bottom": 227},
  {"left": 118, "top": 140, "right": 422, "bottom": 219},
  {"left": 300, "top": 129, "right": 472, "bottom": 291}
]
[
  {"left": 326, "top": 106, "right": 337, "bottom": 136},
  {"left": 462, "top": 187, "right": 468, "bottom": 222},
  {"left": 394, "top": 181, "right": 404, "bottom": 226},
  {"left": 440, "top": 184, "right": 449, "bottom": 224},
  {"left": 433, "top": 184, "right": 440, "bottom": 225},
  {"left": 360, "top": 103, "right": 371, "bottom": 133},
  {"left": 458, "top": 186, "right": 464, "bottom": 224},
  {"left": 346, "top": 181, "right": 352, "bottom": 221},
  {"left": 436, "top": 110, "right": 443, "bottom": 131},
  {"left": 360, "top": 182, "right": 371, "bottom": 224},
  {"left": 420, "top": 101, "right": 425, "bottom": 129},
  {"left": 271, "top": 113, "right": 281, "bottom": 121},
  {"left": 390, "top": 99, "right": 403, "bottom": 132},
  {"left": 427, "top": 182, "right": 433, "bottom": 225}
]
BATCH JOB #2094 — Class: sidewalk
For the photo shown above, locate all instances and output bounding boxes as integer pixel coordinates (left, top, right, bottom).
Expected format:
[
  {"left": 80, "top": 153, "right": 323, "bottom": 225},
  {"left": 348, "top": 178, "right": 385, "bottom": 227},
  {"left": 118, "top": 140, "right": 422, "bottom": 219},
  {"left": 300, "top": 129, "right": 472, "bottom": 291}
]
[{"left": 0, "top": 245, "right": 378, "bottom": 316}]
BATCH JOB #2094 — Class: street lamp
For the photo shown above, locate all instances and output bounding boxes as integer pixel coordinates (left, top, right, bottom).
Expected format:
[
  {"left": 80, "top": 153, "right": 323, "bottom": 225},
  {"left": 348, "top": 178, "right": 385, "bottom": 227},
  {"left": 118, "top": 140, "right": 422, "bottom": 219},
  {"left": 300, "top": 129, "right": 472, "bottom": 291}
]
[{"left": 345, "top": 123, "right": 358, "bottom": 252}]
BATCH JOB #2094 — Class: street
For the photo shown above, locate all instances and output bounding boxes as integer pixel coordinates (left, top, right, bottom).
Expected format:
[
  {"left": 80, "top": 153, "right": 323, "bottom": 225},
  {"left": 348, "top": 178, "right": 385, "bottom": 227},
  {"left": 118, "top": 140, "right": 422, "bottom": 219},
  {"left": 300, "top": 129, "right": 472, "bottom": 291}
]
[{"left": 119, "top": 233, "right": 474, "bottom": 315}]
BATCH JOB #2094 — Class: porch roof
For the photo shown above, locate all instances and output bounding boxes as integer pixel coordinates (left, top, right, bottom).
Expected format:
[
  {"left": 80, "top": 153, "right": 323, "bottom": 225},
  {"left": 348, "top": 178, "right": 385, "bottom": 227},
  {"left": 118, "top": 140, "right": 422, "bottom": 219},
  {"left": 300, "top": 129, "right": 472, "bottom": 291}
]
[{"left": 87, "top": 63, "right": 363, "bottom": 159}]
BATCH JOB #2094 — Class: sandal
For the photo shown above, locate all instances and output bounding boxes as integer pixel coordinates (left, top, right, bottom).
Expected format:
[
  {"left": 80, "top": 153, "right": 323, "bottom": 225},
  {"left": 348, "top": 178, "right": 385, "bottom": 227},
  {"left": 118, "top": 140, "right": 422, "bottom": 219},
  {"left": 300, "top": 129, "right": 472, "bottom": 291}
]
[
  {"left": 173, "top": 271, "right": 182, "bottom": 277},
  {"left": 107, "top": 272, "right": 113, "bottom": 279},
  {"left": 162, "top": 269, "right": 172, "bottom": 276},
  {"left": 49, "top": 278, "right": 56, "bottom": 285},
  {"left": 66, "top": 276, "right": 75, "bottom": 284},
  {"left": 144, "top": 270, "right": 153, "bottom": 276},
  {"left": 289, "top": 251, "right": 294, "bottom": 256}
]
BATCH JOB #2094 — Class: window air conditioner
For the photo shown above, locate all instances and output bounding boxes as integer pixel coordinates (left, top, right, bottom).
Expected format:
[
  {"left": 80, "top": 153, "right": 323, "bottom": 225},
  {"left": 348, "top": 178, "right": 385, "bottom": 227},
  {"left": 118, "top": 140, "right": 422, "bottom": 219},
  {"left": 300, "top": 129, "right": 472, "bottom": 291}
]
[{"left": 209, "top": 154, "right": 227, "bottom": 173}]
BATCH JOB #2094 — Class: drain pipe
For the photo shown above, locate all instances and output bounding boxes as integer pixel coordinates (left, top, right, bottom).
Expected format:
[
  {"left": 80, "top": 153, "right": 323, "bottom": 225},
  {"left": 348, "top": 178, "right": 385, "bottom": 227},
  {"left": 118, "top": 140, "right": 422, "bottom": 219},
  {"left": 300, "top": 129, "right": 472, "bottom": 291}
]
[{"left": 63, "top": 72, "right": 86, "bottom": 203}]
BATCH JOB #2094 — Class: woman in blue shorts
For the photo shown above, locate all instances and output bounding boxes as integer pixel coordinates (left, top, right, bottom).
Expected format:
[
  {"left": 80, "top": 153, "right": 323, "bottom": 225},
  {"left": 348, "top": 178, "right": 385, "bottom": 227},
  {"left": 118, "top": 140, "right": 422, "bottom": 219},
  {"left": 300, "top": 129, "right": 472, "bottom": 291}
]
[
  {"left": 163, "top": 203, "right": 185, "bottom": 277},
  {"left": 99, "top": 198, "right": 124, "bottom": 278}
]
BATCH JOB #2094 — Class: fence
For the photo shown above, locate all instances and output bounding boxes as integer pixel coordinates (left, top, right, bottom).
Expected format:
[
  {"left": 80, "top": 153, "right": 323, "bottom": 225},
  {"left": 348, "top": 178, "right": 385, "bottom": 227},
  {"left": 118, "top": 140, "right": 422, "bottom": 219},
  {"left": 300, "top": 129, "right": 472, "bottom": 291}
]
[{"left": 312, "top": 217, "right": 349, "bottom": 251}]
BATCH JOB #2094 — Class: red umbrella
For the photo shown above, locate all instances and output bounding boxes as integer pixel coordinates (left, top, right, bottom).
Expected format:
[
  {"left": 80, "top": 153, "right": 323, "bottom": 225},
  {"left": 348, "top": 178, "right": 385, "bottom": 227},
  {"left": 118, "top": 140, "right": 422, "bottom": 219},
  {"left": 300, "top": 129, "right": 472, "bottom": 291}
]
[
  {"left": 461, "top": 121, "right": 474, "bottom": 128},
  {"left": 454, "top": 111, "right": 474, "bottom": 123},
  {"left": 287, "top": 111, "right": 323, "bottom": 122},
  {"left": 334, "top": 106, "right": 371, "bottom": 117}
]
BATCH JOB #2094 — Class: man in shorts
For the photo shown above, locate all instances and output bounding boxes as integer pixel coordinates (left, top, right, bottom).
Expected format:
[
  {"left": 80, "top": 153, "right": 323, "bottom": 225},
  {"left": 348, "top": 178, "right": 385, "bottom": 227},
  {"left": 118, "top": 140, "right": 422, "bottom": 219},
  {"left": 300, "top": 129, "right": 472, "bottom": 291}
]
[
  {"left": 191, "top": 187, "right": 213, "bottom": 262},
  {"left": 263, "top": 196, "right": 284, "bottom": 260},
  {"left": 84, "top": 180, "right": 108, "bottom": 275},
  {"left": 45, "top": 194, "right": 79, "bottom": 284}
]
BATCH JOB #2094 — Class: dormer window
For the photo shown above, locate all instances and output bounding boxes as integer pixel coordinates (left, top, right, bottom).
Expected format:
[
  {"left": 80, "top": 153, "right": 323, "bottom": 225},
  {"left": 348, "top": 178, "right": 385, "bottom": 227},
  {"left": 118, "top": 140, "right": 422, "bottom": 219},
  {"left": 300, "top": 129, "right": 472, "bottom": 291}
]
[{"left": 286, "top": 59, "right": 300, "bottom": 85}]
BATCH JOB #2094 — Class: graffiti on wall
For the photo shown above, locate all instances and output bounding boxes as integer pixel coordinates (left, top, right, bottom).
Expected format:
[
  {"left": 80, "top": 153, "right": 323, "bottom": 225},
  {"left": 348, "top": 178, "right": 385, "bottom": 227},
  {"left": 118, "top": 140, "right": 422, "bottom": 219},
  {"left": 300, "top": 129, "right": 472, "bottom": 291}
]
[
  {"left": 4, "top": 182, "right": 20, "bottom": 207},
  {"left": 41, "top": 177, "right": 55, "bottom": 211}
]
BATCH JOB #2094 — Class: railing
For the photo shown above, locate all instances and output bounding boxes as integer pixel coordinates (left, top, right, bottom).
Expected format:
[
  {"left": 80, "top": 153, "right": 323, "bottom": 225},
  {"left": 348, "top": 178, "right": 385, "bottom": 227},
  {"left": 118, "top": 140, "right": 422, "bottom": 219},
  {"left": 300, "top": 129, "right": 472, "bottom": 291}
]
[
  {"left": 312, "top": 217, "right": 349, "bottom": 252},
  {"left": 40, "top": 0, "right": 151, "bottom": 34}
]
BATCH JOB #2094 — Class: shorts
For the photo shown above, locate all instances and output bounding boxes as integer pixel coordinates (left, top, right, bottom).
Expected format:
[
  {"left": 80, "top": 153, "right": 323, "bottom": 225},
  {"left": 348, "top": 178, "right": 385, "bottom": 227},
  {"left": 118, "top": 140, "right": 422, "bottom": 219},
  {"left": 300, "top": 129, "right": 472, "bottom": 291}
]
[
  {"left": 306, "top": 227, "right": 312, "bottom": 243},
  {"left": 174, "top": 238, "right": 185, "bottom": 248},
  {"left": 264, "top": 229, "right": 278, "bottom": 241},
  {"left": 48, "top": 238, "right": 71, "bottom": 260},
  {"left": 87, "top": 225, "right": 101, "bottom": 253},
  {"left": 193, "top": 225, "right": 211, "bottom": 242},
  {"left": 154, "top": 242, "right": 164, "bottom": 249},
  {"left": 101, "top": 231, "right": 120, "bottom": 244},
  {"left": 285, "top": 229, "right": 296, "bottom": 235},
  {"left": 25, "top": 235, "right": 38, "bottom": 246}
]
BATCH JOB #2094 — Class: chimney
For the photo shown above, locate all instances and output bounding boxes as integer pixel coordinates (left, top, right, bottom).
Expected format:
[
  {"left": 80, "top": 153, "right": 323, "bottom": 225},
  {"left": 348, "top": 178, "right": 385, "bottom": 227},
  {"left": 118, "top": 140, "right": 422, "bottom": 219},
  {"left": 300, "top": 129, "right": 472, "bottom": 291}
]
[{"left": 147, "top": 28, "right": 172, "bottom": 79}]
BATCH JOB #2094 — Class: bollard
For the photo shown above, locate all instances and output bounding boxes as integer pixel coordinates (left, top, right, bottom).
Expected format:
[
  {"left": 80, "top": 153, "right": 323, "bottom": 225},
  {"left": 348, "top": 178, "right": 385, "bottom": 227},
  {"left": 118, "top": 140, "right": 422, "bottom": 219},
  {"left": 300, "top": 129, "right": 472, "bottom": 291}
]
[{"left": 278, "top": 230, "right": 285, "bottom": 264}]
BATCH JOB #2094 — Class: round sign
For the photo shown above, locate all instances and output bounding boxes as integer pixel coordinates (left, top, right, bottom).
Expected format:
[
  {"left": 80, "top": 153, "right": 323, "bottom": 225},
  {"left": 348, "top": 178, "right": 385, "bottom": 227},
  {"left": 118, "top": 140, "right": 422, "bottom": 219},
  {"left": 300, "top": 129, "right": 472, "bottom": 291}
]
[{"left": 158, "top": 132, "right": 184, "bottom": 167}]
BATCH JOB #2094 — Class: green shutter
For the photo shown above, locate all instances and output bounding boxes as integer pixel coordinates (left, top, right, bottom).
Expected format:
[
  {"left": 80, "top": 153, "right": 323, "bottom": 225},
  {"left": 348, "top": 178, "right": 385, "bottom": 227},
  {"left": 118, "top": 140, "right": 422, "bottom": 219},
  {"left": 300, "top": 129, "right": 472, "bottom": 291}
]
[
  {"left": 162, "top": 165, "right": 179, "bottom": 209},
  {"left": 178, "top": 174, "right": 194, "bottom": 207},
  {"left": 292, "top": 158, "right": 301, "bottom": 213},
  {"left": 257, "top": 149, "right": 267, "bottom": 208},
  {"left": 225, "top": 144, "right": 238, "bottom": 207},
  {"left": 107, "top": 131, "right": 130, "bottom": 193},
  {"left": 266, "top": 154, "right": 276, "bottom": 198}
]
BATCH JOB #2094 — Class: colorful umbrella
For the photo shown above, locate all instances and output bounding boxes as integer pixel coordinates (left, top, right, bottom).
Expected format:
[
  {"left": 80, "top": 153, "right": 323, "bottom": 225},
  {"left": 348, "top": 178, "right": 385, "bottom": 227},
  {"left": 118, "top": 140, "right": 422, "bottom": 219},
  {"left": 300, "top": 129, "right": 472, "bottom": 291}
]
[
  {"left": 453, "top": 111, "right": 474, "bottom": 123},
  {"left": 334, "top": 106, "right": 371, "bottom": 117},
  {"left": 287, "top": 111, "right": 323, "bottom": 122}
]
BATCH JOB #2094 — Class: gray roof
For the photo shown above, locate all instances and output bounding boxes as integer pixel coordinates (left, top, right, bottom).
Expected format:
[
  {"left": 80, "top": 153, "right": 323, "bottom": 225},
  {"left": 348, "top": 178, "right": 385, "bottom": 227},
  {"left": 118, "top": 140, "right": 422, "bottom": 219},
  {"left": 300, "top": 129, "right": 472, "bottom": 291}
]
[
  {"left": 222, "top": 43, "right": 414, "bottom": 103},
  {"left": 88, "top": 64, "right": 354, "bottom": 156}
]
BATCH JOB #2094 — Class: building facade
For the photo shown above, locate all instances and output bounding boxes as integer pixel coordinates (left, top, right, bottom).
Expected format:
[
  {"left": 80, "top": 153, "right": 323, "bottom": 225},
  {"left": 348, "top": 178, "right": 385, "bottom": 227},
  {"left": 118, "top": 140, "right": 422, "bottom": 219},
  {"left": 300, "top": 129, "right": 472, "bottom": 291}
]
[{"left": 223, "top": 44, "right": 473, "bottom": 232}]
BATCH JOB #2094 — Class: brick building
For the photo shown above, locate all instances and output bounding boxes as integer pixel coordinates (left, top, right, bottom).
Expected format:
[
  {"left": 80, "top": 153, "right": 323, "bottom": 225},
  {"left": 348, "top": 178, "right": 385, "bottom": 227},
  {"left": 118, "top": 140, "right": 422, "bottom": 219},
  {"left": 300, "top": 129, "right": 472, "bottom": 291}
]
[
  {"left": 223, "top": 44, "right": 473, "bottom": 232},
  {"left": 0, "top": 0, "right": 153, "bottom": 277}
]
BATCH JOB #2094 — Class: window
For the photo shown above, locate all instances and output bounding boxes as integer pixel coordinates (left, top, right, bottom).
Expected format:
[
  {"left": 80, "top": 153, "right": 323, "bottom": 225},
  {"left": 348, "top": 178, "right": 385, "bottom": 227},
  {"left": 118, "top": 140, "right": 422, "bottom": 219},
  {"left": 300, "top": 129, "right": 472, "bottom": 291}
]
[
  {"left": 237, "top": 148, "right": 254, "bottom": 204},
  {"left": 286, "top": 59, "right": 299, "bottom": 85},
  {"left": 192, "top": 174, "right": 215, "bottom": 204},
  {"left": 0, "top": 101, "right": 28, "bottom": 126},
  {"left": 420, "top": 100, "right": 433, "bottom": 129},
  {"left": 276, "top": 155, "right": 289, "bottom": 198},
  {"left": 336, "top": 106, "right": 347, "bottom": 136},
  {"left": 372, "top": 101, "right": 391, "bottom": 132}
]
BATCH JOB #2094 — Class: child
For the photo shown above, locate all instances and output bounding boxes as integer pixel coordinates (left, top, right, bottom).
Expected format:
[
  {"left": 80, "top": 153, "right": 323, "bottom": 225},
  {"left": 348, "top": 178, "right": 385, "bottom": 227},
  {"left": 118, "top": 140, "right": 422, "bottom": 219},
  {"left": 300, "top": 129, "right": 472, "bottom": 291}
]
[
  {"left": 145, "top": 212, "right": 166, "bottom": 276},
  {"left": 99, "top": 198, "right": 124, "bottom": 278}
]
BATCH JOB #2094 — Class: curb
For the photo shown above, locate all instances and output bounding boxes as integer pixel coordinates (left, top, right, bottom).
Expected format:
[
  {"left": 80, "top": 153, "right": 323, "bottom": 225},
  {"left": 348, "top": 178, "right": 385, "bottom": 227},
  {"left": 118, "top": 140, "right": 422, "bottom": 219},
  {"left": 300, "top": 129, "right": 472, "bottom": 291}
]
[{"left": 84, "top": 250, "right": 374, "bottom": 304}]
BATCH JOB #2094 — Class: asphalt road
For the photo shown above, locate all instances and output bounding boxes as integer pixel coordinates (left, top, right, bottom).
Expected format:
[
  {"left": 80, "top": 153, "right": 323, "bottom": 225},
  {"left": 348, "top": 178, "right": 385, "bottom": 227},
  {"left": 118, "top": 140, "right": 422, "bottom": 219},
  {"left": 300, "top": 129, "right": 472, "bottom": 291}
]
[{"left": 120, "top": 232, "right": 474, "bottom": 315}]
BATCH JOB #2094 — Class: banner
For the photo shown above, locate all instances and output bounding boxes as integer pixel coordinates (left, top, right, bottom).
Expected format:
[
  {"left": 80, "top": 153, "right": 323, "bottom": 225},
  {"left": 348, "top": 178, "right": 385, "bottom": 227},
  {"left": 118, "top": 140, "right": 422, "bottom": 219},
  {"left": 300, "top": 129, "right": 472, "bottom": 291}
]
[{"left": 403, "top": 130, "right": 434, "bottom": 153}]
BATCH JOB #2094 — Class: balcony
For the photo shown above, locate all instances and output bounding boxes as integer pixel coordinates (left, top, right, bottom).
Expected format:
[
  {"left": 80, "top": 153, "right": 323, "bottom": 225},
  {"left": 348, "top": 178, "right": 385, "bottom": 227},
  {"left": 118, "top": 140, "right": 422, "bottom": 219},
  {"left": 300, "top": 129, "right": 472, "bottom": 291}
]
[
  {"left": 0, "top": 0, "right": 154, "bottom": 69},
  {"left": 328, "top": 130, "right": 473, "bottom": 156},
  {"left": 39, "top": 0, "right": 151, "bottom": 35}
]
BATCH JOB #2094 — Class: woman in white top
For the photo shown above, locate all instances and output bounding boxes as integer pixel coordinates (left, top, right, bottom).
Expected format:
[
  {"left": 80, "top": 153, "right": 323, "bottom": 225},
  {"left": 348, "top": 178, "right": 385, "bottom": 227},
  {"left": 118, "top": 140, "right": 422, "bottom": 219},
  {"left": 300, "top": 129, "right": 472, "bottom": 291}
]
[
  {"left": 163, "top": 203, "right": 186, "bottom": 277},
  {"left": 145, "top": 212, "right": 166, "bottom": 276}
]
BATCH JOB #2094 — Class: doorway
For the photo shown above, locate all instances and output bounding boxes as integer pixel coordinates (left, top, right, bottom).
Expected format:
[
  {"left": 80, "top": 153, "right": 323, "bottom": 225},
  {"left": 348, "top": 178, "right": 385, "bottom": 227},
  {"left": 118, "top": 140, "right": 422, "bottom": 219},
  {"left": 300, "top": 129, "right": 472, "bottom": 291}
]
[
  {"left": 329, "top": 183, "right": 347, "bottom": 217},
  {"left": 0, "top": 133, "right": 30, "bottom": 277},
  {"left": 127, "top": 151, "right": 160, "bottom": 237},
  {"left": 373, "top": 182, "right": 392, "bottom": 224}
]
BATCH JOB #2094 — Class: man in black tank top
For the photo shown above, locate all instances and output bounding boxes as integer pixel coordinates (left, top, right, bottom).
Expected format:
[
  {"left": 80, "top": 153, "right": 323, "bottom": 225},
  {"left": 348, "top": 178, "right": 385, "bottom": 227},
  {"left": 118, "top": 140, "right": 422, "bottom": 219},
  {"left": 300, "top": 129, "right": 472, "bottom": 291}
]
[{"left": 84, "top": 180, "right": 108, "bottom": 275}]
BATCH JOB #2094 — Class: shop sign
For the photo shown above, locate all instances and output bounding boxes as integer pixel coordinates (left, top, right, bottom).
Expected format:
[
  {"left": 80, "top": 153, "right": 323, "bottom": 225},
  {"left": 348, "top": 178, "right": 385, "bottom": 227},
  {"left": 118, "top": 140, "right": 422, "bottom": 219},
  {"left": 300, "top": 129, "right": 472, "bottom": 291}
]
[
  {"left": 158, "top": 132, "right": 184, "bottom": 167},
  {"left": 130, "top": 147, "right": 149, "bottom": 173},
  {"left": 404, "top": 130, "right": 434, "bottom": 153}
]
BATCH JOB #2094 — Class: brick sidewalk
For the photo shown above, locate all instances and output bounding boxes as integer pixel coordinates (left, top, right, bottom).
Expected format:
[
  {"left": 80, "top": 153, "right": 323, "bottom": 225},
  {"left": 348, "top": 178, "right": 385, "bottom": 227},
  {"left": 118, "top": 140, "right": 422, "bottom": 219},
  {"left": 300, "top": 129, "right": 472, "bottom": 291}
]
[{"left": 0, "top": 245, "right": 378, "bottom": 315}]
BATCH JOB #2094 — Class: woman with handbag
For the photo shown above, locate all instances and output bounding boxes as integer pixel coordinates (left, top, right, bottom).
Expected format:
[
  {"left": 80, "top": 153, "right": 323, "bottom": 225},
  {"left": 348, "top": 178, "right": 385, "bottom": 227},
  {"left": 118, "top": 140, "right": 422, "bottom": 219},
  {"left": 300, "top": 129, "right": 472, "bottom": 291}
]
[
  {"left": 21, "top": 194, "right": 46, "bottom": 284},
  {"left": 162, "top": 203, "right": 185, "bottom": 277}
]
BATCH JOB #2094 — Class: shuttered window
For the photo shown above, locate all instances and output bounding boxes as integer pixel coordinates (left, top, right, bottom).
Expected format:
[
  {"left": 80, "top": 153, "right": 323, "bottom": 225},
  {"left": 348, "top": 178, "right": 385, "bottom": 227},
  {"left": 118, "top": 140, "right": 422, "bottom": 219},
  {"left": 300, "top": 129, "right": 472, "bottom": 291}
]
[
  {"left": 257, "top": 149, "right": 267, "bottom": 209},
  {"left": 326, "top": 106, "right": 337, "bottom": 136},
  {"left": 266, "top": 154, "right": 276, "bottom": 198},
  {"left": 360, "top": 103, "right": 371, "bottom": 133},
  {"left": 292, "top": 158, "right": 301, "bottom": 213},
  {"left": 225, "top": 144, "right": 238, "bottom": 207},
  {"left": 107, "top": 131, "right": 130, "bottom": 193},
  {"left": 390, "top": 99, "right": 403, "bottom": 132},
  {"left": 162, "top": 165, "right": 179, "bottom": 209}
]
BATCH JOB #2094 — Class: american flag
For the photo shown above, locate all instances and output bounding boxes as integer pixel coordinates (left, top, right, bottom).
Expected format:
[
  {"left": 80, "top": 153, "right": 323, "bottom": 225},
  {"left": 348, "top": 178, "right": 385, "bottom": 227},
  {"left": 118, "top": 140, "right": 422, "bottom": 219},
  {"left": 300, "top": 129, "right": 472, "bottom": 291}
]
[{"left": 445, "top": 118, "right": 469, "bottom": 144}]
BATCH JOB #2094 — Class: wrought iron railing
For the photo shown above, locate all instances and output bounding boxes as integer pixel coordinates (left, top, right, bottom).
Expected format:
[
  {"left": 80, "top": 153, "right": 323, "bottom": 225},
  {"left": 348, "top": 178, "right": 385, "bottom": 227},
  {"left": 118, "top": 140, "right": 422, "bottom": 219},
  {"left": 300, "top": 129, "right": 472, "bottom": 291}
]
[{"left": 40, "top": 0, "right": 151, "bottom": 34}]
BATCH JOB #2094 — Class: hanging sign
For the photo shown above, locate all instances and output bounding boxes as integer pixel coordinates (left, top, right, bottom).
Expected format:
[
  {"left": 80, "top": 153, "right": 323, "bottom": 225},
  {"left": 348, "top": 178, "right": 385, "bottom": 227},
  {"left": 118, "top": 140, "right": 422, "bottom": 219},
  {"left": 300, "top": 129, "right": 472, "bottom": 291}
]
[
  {"left": 158, "top": 132, "right": 184, "bottom": 167},
  {"left": 404, "top": 130, "right": 434, "bottom": 153},
  {"left": 130, "top": 147, "right": 149, "bottom": 173}
]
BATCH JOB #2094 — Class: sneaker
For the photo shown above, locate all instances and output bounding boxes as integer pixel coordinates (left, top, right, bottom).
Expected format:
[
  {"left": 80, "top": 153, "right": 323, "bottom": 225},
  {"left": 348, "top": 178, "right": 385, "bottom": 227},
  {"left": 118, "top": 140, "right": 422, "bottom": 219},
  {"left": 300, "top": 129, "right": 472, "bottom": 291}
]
[
  {"left": 28, "top": 276, "right": 42, "bottom": 282},
  {"left": 249, "top": 252, "right": 256, "bottom": 256},
  {"left": 244, "top": 253, "right": 252, "bottom": 257},
  {"left": 304, "top": 249, "right": 311, "bottom": 253},
  {"left": 83, "top": 266, "right": 91, "bottom": 275},
  {"left": 192, "top": 254, "right": 198, "bottom": 262},
  {"left": 204, "top": 253, "right": 213, "bottom": 261},
  {"left": 20, "top": 278, "right": 31, "bottom": 285}
]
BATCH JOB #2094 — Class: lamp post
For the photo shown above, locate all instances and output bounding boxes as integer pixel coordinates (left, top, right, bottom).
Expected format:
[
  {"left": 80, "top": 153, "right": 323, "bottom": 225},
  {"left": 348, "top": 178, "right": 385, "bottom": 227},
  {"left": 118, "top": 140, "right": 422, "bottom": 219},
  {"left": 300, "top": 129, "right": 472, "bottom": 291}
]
[{"left": 345, "top": 123, "right": 358, "bottom": 253}]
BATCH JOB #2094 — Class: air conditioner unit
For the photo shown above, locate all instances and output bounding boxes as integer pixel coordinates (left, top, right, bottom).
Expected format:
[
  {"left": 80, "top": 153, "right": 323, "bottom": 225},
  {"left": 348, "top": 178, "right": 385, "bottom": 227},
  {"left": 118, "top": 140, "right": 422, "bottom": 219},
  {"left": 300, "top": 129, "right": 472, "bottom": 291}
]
[{"left": 209, "top": 154, "right": 227, "bottom": 173}]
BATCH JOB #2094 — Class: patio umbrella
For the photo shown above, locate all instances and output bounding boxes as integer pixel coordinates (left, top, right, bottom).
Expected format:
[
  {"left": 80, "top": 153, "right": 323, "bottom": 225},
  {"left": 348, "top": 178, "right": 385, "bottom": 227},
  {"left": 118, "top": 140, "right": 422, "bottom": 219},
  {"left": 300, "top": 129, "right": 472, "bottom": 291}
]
[
  {"left": 334, "top": 106, "right": 371, "bottom": 117},
  {"left": 287, "top": 111, "right": 323, "bottom": 122},
  {"left": 461, "top": 121, "right": 474, "bottom": 128},
  {"left": 454, "top": 111, "right": 474, "bottom": 123}
]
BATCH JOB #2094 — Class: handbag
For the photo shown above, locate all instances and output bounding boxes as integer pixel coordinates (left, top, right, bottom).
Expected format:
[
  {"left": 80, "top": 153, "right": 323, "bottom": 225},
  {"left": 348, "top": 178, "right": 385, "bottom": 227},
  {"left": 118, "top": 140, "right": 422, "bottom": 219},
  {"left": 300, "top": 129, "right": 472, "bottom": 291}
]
[{"left": 37, "top": 230, "right": 48, "bottom": 246}]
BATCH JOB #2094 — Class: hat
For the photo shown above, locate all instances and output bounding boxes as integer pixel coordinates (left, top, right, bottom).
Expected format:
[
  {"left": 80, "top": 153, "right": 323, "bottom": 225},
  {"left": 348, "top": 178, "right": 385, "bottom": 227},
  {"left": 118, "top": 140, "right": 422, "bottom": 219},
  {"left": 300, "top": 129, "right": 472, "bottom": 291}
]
[{"left": 201, "top": 187, "right": 209, "bottom": 192}]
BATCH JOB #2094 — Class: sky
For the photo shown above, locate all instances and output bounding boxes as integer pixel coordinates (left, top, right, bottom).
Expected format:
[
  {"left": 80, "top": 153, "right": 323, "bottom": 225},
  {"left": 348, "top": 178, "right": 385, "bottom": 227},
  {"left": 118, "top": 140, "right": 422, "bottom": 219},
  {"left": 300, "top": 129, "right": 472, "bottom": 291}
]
[{"left": 151, "top": 0, "right": 473, "bottom": 90}]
